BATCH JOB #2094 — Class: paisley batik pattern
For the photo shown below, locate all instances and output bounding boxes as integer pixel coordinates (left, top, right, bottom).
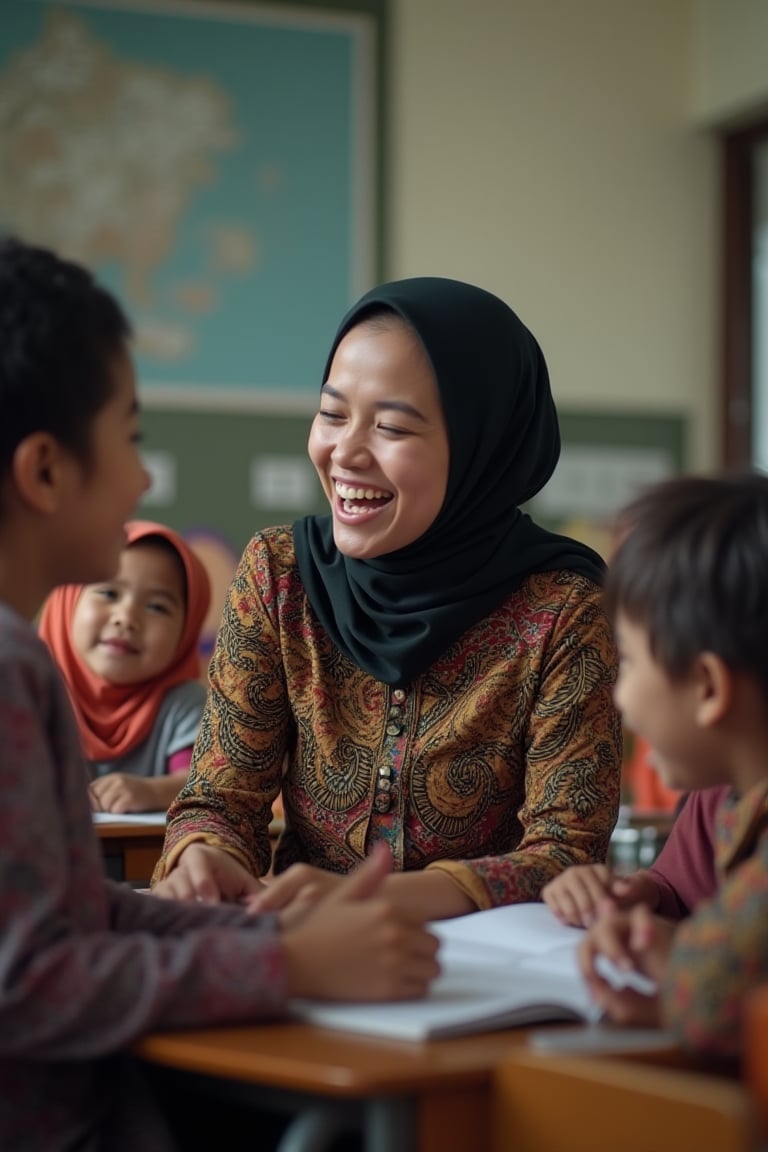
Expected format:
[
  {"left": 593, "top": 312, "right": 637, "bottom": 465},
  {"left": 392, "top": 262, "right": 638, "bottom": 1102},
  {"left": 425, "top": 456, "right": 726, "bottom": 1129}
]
[{"left": 157, "top": 527, "right": 623, "bottom": 907}]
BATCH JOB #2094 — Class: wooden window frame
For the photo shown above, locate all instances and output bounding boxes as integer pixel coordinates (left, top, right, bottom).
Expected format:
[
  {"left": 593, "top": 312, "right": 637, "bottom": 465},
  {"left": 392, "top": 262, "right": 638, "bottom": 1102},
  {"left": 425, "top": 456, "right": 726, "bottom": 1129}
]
[{"left": 722, "top": 117, "right": 768, "bottom": 467}]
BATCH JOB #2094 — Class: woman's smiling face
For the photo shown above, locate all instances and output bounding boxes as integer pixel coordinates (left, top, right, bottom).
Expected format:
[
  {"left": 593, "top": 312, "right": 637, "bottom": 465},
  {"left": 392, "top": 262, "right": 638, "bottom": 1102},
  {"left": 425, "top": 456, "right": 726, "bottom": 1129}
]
[{"left": 308, "top": 316, "right": 450, "bottom": 560}]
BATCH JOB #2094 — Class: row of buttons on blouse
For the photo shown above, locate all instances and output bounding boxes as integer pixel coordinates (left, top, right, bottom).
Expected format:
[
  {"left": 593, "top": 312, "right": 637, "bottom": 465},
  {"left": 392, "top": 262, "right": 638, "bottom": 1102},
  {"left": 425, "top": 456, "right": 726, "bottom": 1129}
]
[{"left": 374, "top": 688, "right": 407, "bottom": 813}]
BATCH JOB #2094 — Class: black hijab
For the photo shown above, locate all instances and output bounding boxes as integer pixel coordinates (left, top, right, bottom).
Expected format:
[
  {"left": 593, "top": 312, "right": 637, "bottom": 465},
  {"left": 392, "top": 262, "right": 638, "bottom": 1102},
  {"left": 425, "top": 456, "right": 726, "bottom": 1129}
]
[{"left": 293, "top": 277, "right": 605, "bottom": 686}]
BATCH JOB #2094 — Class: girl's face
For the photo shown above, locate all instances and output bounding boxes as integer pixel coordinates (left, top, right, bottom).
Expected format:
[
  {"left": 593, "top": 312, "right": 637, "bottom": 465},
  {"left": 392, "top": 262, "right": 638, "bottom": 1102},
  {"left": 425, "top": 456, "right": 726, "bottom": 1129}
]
[
  {"left": 72, "top": 541, "right": 186, "bottom": 685},
  {"left": 308, "top": 320, "right": 450, "bottom": 560}
]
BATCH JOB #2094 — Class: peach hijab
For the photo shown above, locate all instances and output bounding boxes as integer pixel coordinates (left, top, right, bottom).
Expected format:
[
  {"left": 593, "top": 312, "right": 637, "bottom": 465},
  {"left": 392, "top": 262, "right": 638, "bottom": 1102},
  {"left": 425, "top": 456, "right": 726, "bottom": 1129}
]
[{"left": 38, "top": 520, "right": 211, "bottom": 762}]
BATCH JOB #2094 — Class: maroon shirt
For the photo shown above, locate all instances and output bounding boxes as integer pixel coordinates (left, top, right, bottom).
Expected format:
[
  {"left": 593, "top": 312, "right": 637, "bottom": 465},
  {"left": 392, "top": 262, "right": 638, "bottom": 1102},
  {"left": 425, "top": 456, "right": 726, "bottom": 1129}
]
[{"left": 648, "top": 787, "right": 726, "bottom": 919}]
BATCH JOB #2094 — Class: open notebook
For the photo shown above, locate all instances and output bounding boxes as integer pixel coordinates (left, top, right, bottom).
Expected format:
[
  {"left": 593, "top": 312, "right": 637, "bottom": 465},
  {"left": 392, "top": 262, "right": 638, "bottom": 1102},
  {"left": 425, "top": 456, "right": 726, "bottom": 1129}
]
[
  {"left": 91, "top": 811, "right": 167, "bottom": 825},
  {"left": 292, "top": 903, "right": 653, "bottom": 1042}
]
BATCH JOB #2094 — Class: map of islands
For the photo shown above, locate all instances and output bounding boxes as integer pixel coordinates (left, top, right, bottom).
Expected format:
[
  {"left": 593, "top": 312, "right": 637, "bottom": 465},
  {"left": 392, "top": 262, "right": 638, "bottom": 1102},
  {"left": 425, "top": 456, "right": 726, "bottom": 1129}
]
[
  {"left": 0, "top": 1, "right": 369, "bottom": 397},
  {"left": 0, "top": 8, "right": 253, "bottom": 363}
]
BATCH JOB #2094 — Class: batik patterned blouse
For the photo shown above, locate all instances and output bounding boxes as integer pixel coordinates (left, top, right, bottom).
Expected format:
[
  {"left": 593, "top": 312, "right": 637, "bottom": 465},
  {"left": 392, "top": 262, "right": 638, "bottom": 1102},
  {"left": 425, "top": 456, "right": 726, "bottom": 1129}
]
[
  {"left": 664, "top": 779, "right": 768, "bottom": 1059},
  {"left": 157, "top": 527, "right": 622, "bottom": 908}
]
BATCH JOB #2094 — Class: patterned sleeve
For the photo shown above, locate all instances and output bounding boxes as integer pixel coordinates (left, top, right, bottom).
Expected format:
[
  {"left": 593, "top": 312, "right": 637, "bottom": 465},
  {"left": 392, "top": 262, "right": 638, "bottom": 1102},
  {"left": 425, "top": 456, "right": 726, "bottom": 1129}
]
[
  {"left": 155, "top": 534, "right": 287, "bottom": 881},
  {"left": 0, "top": 640, "right": 287, "bottom": 1061},
  {"left": 428, "top": 577, "right": 623, "bottom": 907},
  {"left": 662, "top": 830, "right": 768, "bottom": 1058},
  {"left": 107, "top": 880, "right": 278, "bottom": 934}
]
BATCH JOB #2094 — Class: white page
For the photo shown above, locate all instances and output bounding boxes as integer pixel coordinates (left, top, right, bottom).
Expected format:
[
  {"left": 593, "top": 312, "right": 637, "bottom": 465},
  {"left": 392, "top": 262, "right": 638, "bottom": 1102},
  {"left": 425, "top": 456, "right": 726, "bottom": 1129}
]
[
  {"left": 432, "top": 903, "right": 585, "bottom": 955},
  {"left": 92, "top": 812, "right": 167, "bottom": 825},
  {"left": 456, "top": 906, "right": 658, "bottom": 993},
  {"left": 292, "top": 903, "right": 602, "bottom": 1041},
  {"left": 292, "top": 958, "right": 599, "bottom": 1042}
]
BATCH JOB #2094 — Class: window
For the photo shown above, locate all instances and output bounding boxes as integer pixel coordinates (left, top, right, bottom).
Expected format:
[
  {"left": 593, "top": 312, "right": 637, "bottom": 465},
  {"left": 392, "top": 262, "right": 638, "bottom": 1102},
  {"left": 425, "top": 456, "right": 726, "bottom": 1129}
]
[{"left": 722, "top": 119, "right": 768, "bottom": 468}]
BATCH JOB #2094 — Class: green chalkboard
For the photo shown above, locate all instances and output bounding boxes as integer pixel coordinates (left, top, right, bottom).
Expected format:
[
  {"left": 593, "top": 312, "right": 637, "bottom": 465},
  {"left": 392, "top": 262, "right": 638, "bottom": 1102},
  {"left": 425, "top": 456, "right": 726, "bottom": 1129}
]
[
  {"left": 556, "top": 410, "right": 685, "bottom": 464},
  {"left": 138, "top": 406, "right": 325, "bottom": 555},
  {"left": 526, "top": 409, "right": 687, "bottom": 549}
]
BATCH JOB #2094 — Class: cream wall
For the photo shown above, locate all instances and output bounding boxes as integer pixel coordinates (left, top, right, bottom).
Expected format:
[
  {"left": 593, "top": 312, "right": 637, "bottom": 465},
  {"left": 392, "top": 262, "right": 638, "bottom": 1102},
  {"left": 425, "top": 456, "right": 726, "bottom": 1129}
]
[
  {"left": 692, "top": 0, "right": 768, "bottom": 124},
  {"left": 387, "top": 0, "right": 719, "bottom": 469}
]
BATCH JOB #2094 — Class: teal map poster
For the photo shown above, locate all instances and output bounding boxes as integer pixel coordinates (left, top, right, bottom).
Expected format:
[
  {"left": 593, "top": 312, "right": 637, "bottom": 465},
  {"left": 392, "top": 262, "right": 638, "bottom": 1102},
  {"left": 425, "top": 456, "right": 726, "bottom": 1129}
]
[{"left": 0, "top": 0, "right": 377, "bottom": 405}]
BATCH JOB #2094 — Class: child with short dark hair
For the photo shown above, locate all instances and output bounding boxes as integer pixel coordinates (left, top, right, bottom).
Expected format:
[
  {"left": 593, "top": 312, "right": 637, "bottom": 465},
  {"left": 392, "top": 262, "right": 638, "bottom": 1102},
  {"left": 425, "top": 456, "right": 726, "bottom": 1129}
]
[
  {"left": 39, "top": 518, "right": 211, "bottom": 812},
  {"left": 579, "top": 472, "right": 768, "bottom": 1061},
  {"left": 0, "top": 235, "right": 440, "bottom": 1151}
]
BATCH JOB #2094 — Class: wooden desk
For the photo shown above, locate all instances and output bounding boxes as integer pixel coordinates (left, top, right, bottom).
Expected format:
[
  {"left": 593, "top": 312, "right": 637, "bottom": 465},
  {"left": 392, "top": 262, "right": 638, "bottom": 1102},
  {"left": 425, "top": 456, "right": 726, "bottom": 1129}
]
[
  {"left": 95, "top": 816, "right": 284, "bottom": 885},
  {"left": 135, "top": 1022, "right": 534, "bottom": 1152},
  {"left": 745, "top": 983, "right": 768, "bottom": 1139},
  {"left": 96, "top": 819, "right": 166, "bottom": 884},
  {"left": 133, "top": 1021, "right": 693, "bottom": 1152},
  {"left": 491, "top": 1049, "right": 756, "bottom": 1152}
]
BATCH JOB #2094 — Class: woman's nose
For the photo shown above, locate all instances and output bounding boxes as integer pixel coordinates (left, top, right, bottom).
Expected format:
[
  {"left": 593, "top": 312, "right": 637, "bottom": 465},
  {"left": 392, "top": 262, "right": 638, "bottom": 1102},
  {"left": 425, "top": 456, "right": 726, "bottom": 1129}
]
[{"left": 332, "top": 424, "right": 372, "bottom": 467}]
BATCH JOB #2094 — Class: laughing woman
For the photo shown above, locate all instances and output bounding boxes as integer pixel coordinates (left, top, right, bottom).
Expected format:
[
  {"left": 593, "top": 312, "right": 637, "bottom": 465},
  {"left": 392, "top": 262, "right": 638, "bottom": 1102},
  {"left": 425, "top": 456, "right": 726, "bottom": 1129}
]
[{"left": 152, "top": 277, "right": 622, "bottom": 920}]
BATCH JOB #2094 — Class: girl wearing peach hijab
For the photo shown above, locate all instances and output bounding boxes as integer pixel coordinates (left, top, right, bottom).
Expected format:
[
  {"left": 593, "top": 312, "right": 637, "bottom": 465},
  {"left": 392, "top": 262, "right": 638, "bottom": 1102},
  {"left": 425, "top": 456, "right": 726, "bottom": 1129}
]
[{"left": 39, "top": 520, "right": 211, "bottom": 813}]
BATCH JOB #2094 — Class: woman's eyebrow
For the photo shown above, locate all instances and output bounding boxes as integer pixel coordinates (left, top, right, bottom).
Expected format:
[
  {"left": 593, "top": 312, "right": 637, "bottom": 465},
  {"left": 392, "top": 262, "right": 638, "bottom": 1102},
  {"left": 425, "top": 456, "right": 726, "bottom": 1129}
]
[
  {"left": 320, "top": 383, "right": 427, "bottom": 422},
  {"left": 375, "top": 399, "right": 428, "bottom": 422}
]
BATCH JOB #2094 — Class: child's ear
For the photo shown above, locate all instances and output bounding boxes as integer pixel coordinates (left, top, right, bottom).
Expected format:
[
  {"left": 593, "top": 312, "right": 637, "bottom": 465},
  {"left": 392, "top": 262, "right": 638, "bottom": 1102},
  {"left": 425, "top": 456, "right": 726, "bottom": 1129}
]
[
  {"left": 12, "top": 433, "right": 72, "bottom": 514},
  {"left": 694, "top": 651, "right": 732, "bottom": 727}
]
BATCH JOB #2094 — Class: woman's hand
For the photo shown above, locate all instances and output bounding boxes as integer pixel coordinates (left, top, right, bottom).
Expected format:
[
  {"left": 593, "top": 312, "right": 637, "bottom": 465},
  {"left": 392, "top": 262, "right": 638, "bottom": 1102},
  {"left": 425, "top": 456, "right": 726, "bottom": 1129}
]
[
  {"left": 578, "top": 899, "right": 675, "bottom": 1028},
  {"left": 151, "top": 843, "right": 265, "bottom": 904},
  {"left": 280, "top": 845, "right": 441, "bottom": 1001},
  {"left": 245, "top": 859, "right": 476, "bottom": 923}
]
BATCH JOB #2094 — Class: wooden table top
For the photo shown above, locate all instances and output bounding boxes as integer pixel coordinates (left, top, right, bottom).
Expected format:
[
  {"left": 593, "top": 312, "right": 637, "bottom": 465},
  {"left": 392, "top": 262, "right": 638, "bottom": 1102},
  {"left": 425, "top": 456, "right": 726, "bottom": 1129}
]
[
  {"left": 95, "top": 817, "right": 283, "bottom": 839},
  {"left": 95, "top": 821, "right": 167, "bottom": 839},
  {"left": 134, "top": 1019, "right": 686, "bottom": 1099},
  {"left": 135, "top": 1021, "right": 540, "bottom": 1096}
]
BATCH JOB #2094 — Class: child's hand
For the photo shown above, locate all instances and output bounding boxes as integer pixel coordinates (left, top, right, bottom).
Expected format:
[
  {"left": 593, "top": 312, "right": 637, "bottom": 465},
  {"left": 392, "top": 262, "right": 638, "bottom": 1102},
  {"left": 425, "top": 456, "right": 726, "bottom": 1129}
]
[
  {"left": 280, "top": 844, "right": 441, "bottom": 1001},
  {"left": 90, "top": 773, "right": 159, "bottom": 814},
  {"left": 542, "top": 864, "right": 614, "bottom": 926},
  {"left": 543, "top": 866, "right": 662, "bottom": 927},
  {"left": 244, "top": 862, "right": 345, "bottom": 916},
  {"left": 578, "top": 899, "right": 674, "bottom": 1028},
  {"left": 609, "top": 871, "right": 661, "bottom": 911},
  {"left": 151, "top": 843, "right": 265, "bottom": 904}
]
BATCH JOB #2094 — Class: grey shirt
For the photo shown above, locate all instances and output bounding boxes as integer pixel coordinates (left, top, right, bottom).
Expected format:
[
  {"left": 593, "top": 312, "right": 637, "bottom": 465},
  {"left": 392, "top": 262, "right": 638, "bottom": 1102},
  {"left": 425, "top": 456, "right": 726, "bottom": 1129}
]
[{"left": 90, "top": 680, "right": 206, "bottom": 779}]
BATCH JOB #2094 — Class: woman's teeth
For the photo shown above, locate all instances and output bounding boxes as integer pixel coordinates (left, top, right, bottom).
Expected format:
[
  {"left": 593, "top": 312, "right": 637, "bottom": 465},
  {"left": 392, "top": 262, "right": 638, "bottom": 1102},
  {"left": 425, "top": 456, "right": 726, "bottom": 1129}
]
[
  {"left": 335, "top": 483, "right": 389, "bottom": 500},
  {"left": 335, "top": 481, "right": 392, "bottom": 516}
]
